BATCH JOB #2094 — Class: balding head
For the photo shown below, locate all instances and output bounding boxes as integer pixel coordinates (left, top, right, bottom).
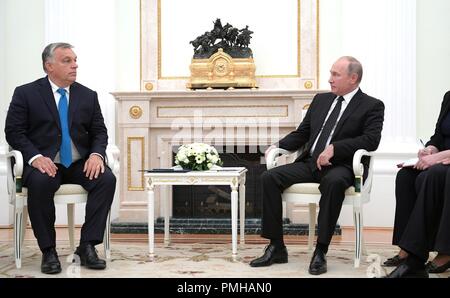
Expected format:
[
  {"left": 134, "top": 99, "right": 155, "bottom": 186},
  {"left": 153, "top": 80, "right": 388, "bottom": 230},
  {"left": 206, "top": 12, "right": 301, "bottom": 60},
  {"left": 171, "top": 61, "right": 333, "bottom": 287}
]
[{"left": 339, "top": 56, "right": 363, "bottom": 84}]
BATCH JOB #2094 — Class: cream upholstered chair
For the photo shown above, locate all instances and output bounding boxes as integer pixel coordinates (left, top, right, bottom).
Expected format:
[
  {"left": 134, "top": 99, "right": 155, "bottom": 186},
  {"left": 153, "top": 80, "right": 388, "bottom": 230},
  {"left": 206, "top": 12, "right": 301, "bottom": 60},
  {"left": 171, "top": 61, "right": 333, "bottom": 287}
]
[
  {"left": 266, "top": 148, "right": 375, "bottom": 267},
  {"left": 3, "top": 148, "right": 119, "bottom": 269}
]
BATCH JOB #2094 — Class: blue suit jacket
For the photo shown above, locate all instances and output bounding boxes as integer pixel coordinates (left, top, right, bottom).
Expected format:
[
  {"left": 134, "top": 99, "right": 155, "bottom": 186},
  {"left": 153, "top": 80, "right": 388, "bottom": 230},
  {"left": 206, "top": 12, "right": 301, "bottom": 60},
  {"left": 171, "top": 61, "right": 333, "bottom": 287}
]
[{"left": 5, "top": 77, "right": 108, "bottom": 170}]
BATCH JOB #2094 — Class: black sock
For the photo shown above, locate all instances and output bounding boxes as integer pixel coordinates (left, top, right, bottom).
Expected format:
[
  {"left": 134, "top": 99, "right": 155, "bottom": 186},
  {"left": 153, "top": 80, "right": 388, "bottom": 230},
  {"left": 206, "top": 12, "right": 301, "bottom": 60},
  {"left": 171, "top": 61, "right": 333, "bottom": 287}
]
[
  {"left": 316, "top": 242, "right": 329, "bottom": 254},
  {"left": 270, "top": 238, "right": 285, "bottom": 249}
]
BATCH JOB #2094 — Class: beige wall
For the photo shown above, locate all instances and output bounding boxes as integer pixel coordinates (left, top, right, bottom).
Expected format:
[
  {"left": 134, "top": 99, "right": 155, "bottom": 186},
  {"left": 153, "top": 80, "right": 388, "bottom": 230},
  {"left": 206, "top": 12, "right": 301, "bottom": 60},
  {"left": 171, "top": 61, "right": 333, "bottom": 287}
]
[{"left": 417, "top": 0, "right": 450, "bottom": 140}]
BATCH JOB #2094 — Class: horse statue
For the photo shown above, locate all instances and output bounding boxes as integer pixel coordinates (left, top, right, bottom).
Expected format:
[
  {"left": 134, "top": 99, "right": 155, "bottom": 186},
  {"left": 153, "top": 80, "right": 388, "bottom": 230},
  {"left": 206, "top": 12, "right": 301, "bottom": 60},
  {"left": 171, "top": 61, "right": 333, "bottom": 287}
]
[{"left": 237, "top": 25, "right": 253, "bottom": 48}]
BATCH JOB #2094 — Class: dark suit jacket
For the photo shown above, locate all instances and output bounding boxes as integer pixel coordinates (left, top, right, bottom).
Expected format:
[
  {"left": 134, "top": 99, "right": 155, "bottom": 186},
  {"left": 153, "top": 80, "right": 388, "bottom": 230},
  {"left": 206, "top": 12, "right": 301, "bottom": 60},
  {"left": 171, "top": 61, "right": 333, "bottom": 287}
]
[
  {"left": 426, "top": 91, "right": 450, "bottom": 151},
  {"left": 278, "top": 89, "right": 385, "bottom": 169},
  {"left": 5, "top": 77, "right": 108, "bottom": 171}
]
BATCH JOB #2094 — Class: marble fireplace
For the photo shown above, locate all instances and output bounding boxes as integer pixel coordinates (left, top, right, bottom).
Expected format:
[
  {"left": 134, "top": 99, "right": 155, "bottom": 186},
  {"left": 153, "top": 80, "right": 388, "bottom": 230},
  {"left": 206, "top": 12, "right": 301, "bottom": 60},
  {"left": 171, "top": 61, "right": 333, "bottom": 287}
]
[{"left": 112, "top": 90, "right": 320, "bottom": 231}]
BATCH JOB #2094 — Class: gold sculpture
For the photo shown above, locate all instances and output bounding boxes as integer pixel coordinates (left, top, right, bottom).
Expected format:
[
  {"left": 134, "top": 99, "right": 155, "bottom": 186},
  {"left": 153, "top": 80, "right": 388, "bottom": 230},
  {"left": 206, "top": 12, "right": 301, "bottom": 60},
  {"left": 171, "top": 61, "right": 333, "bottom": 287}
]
[
  {"left": 187, "top": 19, "right": 257, "bottom": 90},
  {"left": 187, "top": 48, "right": 256, "bottom": 89}
]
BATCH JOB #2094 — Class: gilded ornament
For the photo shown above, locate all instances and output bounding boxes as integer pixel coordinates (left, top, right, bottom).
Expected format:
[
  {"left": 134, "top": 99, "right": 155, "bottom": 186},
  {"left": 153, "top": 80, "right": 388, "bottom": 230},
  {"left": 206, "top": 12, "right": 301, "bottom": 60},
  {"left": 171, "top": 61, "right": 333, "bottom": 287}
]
[
  {"left": 145, "top": 82, "right": 154, "bottom": 91},
  {"left": 304, "top": 81, "right": 313, "bottom": 89},
  {"left": 129, "top": 106, "right": 143, "bottom": 119}
]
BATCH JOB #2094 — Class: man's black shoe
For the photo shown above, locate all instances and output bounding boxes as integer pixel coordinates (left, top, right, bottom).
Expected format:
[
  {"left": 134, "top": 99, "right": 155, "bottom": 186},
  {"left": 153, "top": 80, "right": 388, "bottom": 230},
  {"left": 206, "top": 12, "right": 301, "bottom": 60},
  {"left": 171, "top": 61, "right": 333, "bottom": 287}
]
[
  {"left": 386, "top": 263, "right": 429, "bottom": 278},
  {"left": 383, "top": 254, "right": 406, "bottom": 267},
  {"left": 249, "top": 244, "right": 288, "bottom": 267},
  {"left": 41, "top": 247, "right": 62, "bottom": 274},
  {"left": 73, "top": 243, "right": 106, "bottom": 270},
  {"left": 308, "top": 249, "right": 327, "bottom": 275}
]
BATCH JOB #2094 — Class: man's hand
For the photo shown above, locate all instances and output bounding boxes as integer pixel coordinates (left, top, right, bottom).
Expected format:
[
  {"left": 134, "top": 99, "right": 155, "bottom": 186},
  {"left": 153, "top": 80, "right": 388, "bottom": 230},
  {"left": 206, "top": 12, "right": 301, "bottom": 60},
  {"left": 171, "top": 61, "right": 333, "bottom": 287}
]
[
  {"left": 83, "top": 154, "right": 105, "bottom": 180},
  {"left": 32, "top": 156, "right": 58, "bottom": 177},
  {"left": 264, "top": 145, "right": 277, "bottom": 161},
  {"left": 316, "top": 144, "right": 334, "bottom": 170}
]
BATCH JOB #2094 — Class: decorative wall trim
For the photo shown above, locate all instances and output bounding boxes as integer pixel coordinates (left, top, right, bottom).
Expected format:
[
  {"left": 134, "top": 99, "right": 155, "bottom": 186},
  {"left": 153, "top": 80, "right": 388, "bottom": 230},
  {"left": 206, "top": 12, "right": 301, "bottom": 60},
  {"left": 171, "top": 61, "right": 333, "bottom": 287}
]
[
  {"left": 156, "top": 105, "right": 289, "bottom": 118},
  {"left": 127, "top": 137, "right": 145, "bottom": 191},
  {"left": 157, "top": 0, "right": 303, "bottom": 79},
  {"left": 141, "top": 0, "right": 319, "bottom": 90}
]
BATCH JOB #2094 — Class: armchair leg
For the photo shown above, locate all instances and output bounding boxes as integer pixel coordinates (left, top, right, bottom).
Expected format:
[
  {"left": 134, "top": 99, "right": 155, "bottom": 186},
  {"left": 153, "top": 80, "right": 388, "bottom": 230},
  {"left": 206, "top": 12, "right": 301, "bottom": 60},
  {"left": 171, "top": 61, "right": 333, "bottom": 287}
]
[
  {"left": 308, "top": 203, "right": 316, "bottom": 251},
  {"left": 21, "top": 207, "right": 28, "bottom": 247},
  {"left": 67, "top": 204, "right": 75, "bottom": 252},
  {"left": 239, "top": 183, "right": 246, "bottom": 245},
  {"left": 14, "top": 206, "right": 24, "bottom": 269},
  {"left": 104, "top": 211, "right": 111, "bottom": 259},
  {"left": 353, "top": 207, "right": 363, "bottom": 268}
]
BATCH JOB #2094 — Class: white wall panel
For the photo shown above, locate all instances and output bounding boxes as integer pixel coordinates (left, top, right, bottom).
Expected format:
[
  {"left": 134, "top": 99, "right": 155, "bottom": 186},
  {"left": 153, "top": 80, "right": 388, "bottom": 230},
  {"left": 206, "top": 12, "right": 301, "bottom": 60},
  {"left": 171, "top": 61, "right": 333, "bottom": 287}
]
[{"left": 160, "top": 0, "right": 298, "bottom": 77}]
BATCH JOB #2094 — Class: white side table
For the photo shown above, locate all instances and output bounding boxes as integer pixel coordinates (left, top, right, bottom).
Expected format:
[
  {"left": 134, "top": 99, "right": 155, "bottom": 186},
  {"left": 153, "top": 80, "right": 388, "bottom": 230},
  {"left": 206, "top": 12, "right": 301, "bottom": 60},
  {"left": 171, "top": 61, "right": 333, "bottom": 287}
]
[{"left": 144, "top": 167, "right": 247, "bottom": 259}]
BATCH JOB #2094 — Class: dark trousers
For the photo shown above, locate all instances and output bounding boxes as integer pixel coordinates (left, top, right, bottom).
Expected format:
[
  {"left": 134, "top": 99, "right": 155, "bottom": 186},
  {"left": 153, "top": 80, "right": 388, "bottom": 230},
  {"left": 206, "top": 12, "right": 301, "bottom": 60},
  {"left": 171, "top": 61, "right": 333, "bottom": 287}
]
[
  {"left": 399, "top": 164, "right": 450, "bottom": 261},
  {"left": 260, "top": 159, "right": 354, "bottom": 245},
  {"left": 23, "top": 159, "right": 116, "bottom": 251}
]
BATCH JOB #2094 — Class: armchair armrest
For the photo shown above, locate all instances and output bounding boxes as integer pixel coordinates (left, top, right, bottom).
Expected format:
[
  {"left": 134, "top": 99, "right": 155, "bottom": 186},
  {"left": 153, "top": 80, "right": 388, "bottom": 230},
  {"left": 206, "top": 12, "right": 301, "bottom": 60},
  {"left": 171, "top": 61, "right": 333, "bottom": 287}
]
[
  {"left": 266, "top": 148, "right": 295, "bottom": 170},
  {"left": 352, "top": 149, "right": 376, "bottom": 193},
  {"left": 3, "top": 150, "right": 24, "bottom": 177},
  {"left": 1, "top": 150, "right": 24, "bottom": 201},
  {"left": 105, "top": 146, "right": 120, "bottom": 176}
]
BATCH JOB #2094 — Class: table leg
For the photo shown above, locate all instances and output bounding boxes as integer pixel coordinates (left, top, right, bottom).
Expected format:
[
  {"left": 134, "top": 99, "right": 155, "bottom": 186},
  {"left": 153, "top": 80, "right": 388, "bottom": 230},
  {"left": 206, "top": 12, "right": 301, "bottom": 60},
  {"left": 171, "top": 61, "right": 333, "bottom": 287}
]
[
  {"left": 148, "top": 187, "right": 155, "bottom": 259},
  {"left": 239, "top": 182, "right": 246, "bottom": 244},
  {"left": 231, "top": 186, "right": 238, "bottom": 260},
  {"left": 164, "top": 186, "right": 170, "bottom": 247}
]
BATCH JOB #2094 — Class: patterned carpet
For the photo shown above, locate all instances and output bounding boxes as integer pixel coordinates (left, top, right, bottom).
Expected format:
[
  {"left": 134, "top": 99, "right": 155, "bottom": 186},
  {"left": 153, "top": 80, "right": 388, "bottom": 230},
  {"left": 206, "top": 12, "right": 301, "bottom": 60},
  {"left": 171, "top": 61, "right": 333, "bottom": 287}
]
[{"left": 0, "top": 241, "right": 448, "bottom": 278}]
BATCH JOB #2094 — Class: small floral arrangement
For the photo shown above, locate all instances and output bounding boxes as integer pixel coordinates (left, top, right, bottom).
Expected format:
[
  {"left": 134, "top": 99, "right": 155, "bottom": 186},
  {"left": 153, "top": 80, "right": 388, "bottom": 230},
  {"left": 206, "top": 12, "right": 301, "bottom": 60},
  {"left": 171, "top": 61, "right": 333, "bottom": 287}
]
[{"left": 175, "top": 143, "right": 223, "bottom": 171}]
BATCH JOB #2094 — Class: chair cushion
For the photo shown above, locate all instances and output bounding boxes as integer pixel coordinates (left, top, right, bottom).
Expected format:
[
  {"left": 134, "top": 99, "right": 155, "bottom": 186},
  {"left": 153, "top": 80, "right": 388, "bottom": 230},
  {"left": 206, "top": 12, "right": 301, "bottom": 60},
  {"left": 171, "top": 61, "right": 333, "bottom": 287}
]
[
  {"left": 20, "top": 184, "right": 87, "bottom": 195},
  {"left": 284, "top": 183, "right": 356, "bottom": 195}
]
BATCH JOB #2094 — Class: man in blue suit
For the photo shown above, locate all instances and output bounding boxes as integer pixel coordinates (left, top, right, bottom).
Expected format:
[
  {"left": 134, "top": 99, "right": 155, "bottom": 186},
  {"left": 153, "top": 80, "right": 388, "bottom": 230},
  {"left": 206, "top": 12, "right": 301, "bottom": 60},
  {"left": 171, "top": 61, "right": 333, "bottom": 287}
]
[{"left": 5, "top": 43, "right": 116, "bottom": 274}]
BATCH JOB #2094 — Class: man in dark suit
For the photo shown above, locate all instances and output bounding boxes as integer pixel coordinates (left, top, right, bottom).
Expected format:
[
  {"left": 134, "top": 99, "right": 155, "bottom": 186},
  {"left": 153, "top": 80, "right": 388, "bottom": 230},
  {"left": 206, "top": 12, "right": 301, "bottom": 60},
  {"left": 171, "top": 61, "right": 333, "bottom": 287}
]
[
  {"left": 249, "top": 56, "right": 384, "bottom": 275},
  {"left": 5, "top": 43, "right": 116, "bottom": 274}
]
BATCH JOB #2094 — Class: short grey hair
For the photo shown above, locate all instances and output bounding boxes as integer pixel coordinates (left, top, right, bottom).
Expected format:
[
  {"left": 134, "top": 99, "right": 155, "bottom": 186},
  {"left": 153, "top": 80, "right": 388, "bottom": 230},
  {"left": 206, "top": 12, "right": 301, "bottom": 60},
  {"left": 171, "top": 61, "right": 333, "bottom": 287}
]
[
  {"left": 342, "top": 56, "right": 363, "bottom": 84},
  {"left": 42, "top": 42, "right": 74, "bottom": 73}
]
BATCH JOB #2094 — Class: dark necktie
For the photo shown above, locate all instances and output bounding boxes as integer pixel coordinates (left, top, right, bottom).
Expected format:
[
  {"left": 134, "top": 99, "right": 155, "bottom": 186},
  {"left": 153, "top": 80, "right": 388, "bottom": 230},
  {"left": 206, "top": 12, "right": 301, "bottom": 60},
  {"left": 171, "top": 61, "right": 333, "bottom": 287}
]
[
  {"left": 57, "top": 88, "right": 72, "bottom": 168},
  {"left": 311, "top": 96, "right": 344, "bottom": 161}
]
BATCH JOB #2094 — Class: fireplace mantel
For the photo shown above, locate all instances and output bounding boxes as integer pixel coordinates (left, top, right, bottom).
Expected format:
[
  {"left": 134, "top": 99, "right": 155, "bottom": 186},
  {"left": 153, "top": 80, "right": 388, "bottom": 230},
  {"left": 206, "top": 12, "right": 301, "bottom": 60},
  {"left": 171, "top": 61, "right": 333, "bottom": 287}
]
[{"left": 113, "top": 89, "right": 323, "bottom": 222}]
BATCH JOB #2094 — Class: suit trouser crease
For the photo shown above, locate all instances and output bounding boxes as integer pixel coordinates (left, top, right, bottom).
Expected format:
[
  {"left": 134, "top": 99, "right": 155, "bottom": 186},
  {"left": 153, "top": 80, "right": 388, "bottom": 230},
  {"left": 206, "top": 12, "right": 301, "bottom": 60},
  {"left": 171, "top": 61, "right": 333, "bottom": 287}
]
[{"left": 25, "top": 170, "right": 61, "bottom": 250}]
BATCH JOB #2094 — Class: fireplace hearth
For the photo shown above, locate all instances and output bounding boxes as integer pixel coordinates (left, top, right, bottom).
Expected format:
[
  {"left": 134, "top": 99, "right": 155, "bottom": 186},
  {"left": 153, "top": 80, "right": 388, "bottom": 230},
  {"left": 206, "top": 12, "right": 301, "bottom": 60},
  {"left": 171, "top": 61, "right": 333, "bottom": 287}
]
[{"left": 172, "top": 146, "right": 264, "bottom": 218}]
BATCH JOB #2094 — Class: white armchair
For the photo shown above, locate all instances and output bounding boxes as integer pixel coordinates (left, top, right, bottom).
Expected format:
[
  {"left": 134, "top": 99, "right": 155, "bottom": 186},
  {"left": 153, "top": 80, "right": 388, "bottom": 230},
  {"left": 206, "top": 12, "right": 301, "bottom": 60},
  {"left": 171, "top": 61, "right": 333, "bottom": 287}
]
[
  {"left": 266, "top": 148, "right": 376, "bottom": 267},
  {"left": 2, "top": 148, "right": 119, "bottom": 269}
]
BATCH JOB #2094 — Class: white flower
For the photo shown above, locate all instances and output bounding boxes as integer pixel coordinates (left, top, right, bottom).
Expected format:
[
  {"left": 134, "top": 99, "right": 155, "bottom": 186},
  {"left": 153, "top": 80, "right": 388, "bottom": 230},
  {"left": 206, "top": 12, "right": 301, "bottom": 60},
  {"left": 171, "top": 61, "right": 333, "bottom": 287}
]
[
  {"left": 210, "top": 155, "right": 218, "bottom": 163},
  {"left": 175, "top": 143, "right": 222, "bottom": 170},
  {"left": 195, "top": 155, "right": 205, "bottom": 164}
]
